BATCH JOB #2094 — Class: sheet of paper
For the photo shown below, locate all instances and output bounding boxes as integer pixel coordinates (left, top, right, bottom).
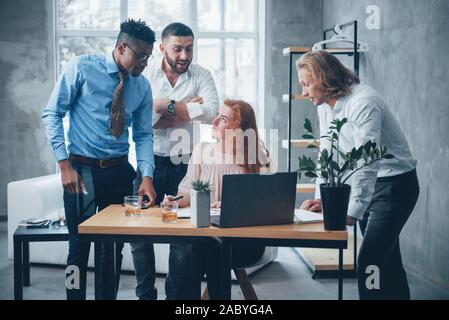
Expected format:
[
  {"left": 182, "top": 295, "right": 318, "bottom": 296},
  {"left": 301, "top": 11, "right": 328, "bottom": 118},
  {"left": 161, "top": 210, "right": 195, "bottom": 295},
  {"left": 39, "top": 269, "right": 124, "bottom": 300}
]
[
  {"left": 294, "top": 209, "right": 323, "bottom": 224},
  {"left": 177, "top": 207, "right": 221, "bottom": 219}
]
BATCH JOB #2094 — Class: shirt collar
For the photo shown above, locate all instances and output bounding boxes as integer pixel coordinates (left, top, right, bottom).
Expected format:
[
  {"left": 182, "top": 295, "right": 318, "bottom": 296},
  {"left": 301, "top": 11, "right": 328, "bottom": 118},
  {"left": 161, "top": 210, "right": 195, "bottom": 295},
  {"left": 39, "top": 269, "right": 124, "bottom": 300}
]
[
  {"left": 106, "top": 50, "right": 120, "bottom": 74},
  {"left": 331, "top": 99, "right": 344, "bottom": 113}
]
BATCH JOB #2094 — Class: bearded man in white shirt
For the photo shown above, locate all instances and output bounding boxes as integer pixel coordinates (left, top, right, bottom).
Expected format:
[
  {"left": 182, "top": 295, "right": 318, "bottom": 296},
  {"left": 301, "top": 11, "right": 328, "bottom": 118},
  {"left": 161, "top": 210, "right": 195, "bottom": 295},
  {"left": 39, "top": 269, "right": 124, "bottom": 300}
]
[
  {"left": 297, "top": 50, "right": 419, "bottom": 300},
  {"left": 130, "top": 22, "right": 219, "bottom": 300}
]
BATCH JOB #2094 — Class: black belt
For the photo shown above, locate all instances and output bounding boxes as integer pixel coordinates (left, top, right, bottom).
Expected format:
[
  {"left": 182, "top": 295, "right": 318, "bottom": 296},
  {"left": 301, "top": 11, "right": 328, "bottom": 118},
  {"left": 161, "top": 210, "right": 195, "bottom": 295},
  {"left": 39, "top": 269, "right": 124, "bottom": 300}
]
[
  {"left": 155, "top": 154, "right": 191, "bottom": 165},
  {"left": 69, "top": 154, "right": 128, "bottom": 169}
]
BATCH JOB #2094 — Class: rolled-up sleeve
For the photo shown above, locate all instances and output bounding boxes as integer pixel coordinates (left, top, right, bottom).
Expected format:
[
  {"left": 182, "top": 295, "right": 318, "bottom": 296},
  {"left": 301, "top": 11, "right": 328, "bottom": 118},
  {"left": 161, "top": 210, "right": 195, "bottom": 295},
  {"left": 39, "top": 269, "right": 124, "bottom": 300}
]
[
  {"left": 133, "top": 83, "right": 155, "bottom": 179},
  {"left": 41, "top": 57, "right": 83, "bottom": 161},
  {"left": 346, "top": 99, "right": 383, "bottom": 220},
  {"left": 186, "top": 70, "right": 219, "bottom": 123}
]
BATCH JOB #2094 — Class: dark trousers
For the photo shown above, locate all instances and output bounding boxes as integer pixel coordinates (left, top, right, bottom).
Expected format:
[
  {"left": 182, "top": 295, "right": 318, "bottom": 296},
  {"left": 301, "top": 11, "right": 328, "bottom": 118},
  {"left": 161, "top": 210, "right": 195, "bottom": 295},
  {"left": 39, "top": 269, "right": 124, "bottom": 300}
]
[
  {"left": 357, "top": 169, "right": 419, "bottom": 300},
  {"left": 64, "top": 160, "right": 136, "bottom": 300},
  {"left": 165, "top": 239, "right": 265, "bottom": 300},
  {"left": 130, "top": 155, "right": 189, "bottom": 300}
]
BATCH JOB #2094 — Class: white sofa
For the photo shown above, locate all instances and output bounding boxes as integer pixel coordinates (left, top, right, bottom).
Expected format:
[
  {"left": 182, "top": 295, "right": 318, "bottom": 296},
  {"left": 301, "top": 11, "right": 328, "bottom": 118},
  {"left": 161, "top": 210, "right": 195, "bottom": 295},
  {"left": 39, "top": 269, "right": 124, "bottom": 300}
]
[{"left": 7, "top": 174, "right": 277, "bottom": 275}]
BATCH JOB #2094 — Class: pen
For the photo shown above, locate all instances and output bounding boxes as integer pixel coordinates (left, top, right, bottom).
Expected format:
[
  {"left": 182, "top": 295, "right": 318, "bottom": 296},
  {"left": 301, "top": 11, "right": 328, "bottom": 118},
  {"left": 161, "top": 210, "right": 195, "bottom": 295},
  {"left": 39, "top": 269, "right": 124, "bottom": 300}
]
[
  {"left": 164, "top": 194, "right": 184, "bottom": 202},
  {"left": 170, "top": 195, "right": 184, "bottom": 201}
]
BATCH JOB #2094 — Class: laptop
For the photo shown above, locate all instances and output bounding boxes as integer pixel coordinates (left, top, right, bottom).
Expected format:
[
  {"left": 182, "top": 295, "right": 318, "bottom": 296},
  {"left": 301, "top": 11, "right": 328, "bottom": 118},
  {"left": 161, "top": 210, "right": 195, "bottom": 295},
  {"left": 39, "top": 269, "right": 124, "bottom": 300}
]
[{"left": 211, "top": 172, "right": 297, "bottom": 228}]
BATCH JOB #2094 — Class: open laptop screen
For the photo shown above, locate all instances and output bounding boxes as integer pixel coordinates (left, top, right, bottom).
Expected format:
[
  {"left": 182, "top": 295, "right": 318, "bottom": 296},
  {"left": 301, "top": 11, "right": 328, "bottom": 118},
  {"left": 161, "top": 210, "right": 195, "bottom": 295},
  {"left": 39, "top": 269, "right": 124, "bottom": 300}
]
[{"left": 216, "top": 172, "right": 297, "bottom": 228}]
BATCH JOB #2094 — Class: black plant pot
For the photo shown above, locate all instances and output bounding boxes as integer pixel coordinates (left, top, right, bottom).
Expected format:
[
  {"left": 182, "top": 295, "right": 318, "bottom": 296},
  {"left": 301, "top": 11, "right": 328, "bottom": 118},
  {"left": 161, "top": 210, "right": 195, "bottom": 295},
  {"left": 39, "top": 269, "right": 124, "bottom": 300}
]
[{"left": 320, "top": 184, "right": 351, "bottom": 231}]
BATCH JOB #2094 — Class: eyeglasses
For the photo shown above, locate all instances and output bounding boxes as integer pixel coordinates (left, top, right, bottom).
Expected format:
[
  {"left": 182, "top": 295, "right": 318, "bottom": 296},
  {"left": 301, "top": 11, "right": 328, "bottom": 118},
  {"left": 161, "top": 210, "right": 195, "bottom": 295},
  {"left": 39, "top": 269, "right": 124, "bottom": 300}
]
[{"left": 126, "top": 44, "right": 152, "bottom": 63}]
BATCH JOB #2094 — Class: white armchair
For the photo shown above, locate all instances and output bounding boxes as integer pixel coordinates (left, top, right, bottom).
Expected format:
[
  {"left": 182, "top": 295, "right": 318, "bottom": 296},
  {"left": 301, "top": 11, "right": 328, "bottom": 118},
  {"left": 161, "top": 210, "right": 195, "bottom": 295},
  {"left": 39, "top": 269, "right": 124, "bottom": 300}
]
[{"left": 7, "top": 174, "right": 277, "bottom": 276}]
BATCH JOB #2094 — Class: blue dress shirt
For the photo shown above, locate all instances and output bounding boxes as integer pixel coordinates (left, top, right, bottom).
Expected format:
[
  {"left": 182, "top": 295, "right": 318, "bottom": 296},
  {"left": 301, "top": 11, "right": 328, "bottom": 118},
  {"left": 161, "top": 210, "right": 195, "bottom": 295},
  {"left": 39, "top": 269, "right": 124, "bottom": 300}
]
[{"left": 42, "top": 51, "right": 154, "bottom": 178}]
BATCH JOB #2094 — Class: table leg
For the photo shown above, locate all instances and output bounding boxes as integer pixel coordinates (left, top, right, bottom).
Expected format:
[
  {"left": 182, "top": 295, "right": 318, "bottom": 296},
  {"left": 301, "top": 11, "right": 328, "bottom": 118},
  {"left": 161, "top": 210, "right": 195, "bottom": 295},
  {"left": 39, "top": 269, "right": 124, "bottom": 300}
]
[
  {"left": 338, "top": 248, "right": 343, "bottom": 300},
  {"left": 23, "top": 241, "right": 30, "bottom": 287},
  {"left": 219, "top": 239, "right": 232, "bottom": 300},
  {"left": 13, "top": 236, "right": 23, "bottom": 300},
  {"left": 114, "top": 242, "right": 120, "bottom": 299},
  {"left": 94, "top": 241, "right": 101, "bottom": 300},
  {"left": 353, "top": 223, "right": 358, "bottom": 274},
  {"left": 191, "top": 238, "right": 202, "bottom": 299}
]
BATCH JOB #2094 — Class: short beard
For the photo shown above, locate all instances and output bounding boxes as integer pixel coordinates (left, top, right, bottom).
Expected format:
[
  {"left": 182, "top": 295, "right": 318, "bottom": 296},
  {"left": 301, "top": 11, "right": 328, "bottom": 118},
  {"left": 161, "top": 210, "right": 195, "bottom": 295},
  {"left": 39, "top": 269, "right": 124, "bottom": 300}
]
[{"left": 165, "top": 54, "right": 191, "bottom": 74}]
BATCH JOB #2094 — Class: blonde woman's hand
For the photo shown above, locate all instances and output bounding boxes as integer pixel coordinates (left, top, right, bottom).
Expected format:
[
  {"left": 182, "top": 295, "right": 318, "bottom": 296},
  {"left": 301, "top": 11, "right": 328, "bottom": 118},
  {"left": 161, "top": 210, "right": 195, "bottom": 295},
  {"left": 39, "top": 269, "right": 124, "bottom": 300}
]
[
  {"left": 300, "top": 199, "right": 322, "bottom": 212},
  {"left": 346, "top": 215, "right": 357, "bottom": 226}
]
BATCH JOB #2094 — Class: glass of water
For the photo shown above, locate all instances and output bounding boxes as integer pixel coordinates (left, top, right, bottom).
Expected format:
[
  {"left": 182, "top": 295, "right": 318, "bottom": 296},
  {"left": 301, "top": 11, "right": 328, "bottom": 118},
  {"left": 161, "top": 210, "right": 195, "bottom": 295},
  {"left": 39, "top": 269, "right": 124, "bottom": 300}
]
[{"left": 124, "top": 195, "right": 142, "bottom": 216}]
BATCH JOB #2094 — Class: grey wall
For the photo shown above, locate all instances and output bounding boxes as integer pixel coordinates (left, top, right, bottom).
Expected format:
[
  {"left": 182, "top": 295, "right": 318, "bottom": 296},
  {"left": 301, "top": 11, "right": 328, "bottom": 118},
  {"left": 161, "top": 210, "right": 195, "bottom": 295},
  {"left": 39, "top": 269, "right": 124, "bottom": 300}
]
[
  {"left": 322, "top": 0, "right": 449, "bottom": 289},
  {"left": 264, "top": 0, "right": 323, "bottom": 180},
  {"left": 0, "top": 0, "right": 56, "bottom": 217}
]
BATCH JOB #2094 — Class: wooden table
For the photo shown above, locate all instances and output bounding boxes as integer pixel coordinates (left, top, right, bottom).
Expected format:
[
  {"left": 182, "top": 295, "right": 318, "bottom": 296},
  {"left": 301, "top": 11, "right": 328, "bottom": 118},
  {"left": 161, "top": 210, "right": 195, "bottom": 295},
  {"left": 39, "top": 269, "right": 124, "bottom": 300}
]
[{"left": 78, "top": 205, "right": 348, "bottom": 299}]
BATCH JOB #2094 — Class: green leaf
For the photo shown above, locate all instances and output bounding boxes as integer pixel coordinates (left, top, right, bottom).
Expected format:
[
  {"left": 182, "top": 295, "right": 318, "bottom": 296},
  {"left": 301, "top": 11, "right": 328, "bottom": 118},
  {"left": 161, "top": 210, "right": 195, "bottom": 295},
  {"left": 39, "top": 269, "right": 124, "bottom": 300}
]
[
  {"left": 375, "top": 149, "right": 380, "bottom": 158},
  {"left": 321, "top": 170, "right": 329, "bottom": 180},
  {"left": 191, "top": 180, "right": 212, "bottom": 192},
  {"left": 299, "top": 156, "right": 315, "bottom": 171},
  {"left": 302, "top": 134, "right": 315, "bottom": 139},
  {"left": 384, "top": 153, "right": 395, "bottom": 159},
  {"left": 363, "top": 141, "right": 372, "bottom": 153},
  {"left": 351, "top": 147, "right": 357, "bottom": 157},
  {"left": 307, "top": 144, "right": 318, "bottom": 149},
  {"left": 362, "top": 149, "right": 369, "bottom": 163},
  {"left": 321, "top": 149, "right": 329, "bottom": 162},
  {"left": 305, "top": 172, "right": 318, "bottom": 178},
  {"left": 356, "top": 146, "right": 363, "bottom": 159},
  {"left": 332, "top": 132, "right": 338, "bottom": 140},
  {"left": 330, "top": 160, "right": 340, "bottom": 171},
  {"left": 304, "top": 118, "right": 313, "bottom": 133},
  {"left": 340, "top": 162, "right": 349, "bottom": 173}
]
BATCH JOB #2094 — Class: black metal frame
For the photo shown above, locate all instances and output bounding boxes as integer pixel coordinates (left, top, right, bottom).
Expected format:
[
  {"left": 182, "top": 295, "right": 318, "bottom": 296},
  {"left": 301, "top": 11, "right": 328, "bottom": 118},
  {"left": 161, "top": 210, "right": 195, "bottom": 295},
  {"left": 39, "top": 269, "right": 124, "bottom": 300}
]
[
  {"left": 286, "top": 20, "right": 360, "bottom": 277},
  {"left": 287, "top": 20, "right": 360, "bottom": 171},
  {"left": 78, "top": 233, "right": 347, "bottom": 300}
]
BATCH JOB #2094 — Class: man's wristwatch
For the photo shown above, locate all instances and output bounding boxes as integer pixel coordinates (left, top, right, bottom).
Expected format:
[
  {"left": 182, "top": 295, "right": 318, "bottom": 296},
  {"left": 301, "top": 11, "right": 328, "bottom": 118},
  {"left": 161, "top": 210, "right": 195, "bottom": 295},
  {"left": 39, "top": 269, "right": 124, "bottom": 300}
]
[{"left": 167, "top": 100, "right": 176, "bottom": 114}]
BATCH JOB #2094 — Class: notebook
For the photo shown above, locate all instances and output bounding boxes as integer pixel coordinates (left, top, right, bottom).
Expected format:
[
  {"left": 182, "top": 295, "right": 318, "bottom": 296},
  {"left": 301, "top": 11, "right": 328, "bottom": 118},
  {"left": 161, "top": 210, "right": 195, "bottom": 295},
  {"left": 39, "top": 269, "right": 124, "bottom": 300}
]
[
  {"left": 294, "top": 209, "right": 323, "bottom": 224},
  {"left": 177, "top": 207, "right": 221, "bottom": 219}
]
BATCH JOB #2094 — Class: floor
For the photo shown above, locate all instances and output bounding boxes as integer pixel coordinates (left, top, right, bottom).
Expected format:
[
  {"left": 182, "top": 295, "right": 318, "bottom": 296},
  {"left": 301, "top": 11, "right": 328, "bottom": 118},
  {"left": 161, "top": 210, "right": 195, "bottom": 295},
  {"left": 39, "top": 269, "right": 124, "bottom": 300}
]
[{"left": 1, "top": 222, "right": 448, "bottom": 300}]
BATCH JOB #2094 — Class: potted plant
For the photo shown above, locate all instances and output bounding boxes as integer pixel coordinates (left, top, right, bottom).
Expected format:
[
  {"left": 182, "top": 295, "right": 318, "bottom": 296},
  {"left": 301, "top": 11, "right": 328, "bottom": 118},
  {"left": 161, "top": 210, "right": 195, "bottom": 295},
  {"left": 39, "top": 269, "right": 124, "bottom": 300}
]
[
  {"left": 190, "top": 180, "right": 212, "bottom": 228},
  {"left": 298, "top": 118, "right": 394, "bottom": 230}
]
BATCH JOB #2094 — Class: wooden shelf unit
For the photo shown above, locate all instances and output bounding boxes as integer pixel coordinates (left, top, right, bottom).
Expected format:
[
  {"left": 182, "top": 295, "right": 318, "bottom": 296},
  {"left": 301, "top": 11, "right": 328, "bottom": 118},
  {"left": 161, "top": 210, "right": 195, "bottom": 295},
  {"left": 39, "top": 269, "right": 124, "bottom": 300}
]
[
  {"left": 284, "top": 21, "right": 364, "bottom": 279},
  {"left": 282, "top": 139, "right": 320, "bottom": 149}
]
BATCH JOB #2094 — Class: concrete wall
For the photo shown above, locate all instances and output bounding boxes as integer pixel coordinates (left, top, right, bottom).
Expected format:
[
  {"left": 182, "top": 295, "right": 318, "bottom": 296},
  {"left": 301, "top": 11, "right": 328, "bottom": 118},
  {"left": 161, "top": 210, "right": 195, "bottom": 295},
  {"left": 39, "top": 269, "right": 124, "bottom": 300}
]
[
  {"left": 323, "top": 0, "right": 449, "bottom": 289},
  {"left": 264, "top": 0, "right": 323, "bottom": 207},
  {"left": 0, "top": 0, "right": 56, "bottom": 217}
]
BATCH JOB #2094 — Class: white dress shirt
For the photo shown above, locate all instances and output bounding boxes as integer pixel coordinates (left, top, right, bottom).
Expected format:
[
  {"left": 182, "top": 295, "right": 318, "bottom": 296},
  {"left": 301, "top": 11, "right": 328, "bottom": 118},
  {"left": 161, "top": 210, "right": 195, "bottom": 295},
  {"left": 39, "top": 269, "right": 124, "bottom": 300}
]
[
  {"left": 144, "top": 57, "right": 219, "bottom": 157},
  {"left": 315, "top": 84, "right": 417, "bottom": 220}
]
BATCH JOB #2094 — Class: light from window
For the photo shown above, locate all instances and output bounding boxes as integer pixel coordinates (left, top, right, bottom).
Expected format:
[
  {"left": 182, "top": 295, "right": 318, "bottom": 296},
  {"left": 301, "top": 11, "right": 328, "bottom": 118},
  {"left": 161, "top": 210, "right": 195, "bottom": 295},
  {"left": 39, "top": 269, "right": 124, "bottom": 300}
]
[
  {"left": 58, "top": 0, "right": 120, "bottom": 29},
  {"left": 59, "top": 36, "right": 116, "bottom": 71},
  {"left": 128, "top": 0, "right": 189, "bottom": 31},
  {"left": 197, "top": 39, "right": 255, "bottom": 104},
  {"left": 197, "top": 0, "right": 255, "bottom": 32}
]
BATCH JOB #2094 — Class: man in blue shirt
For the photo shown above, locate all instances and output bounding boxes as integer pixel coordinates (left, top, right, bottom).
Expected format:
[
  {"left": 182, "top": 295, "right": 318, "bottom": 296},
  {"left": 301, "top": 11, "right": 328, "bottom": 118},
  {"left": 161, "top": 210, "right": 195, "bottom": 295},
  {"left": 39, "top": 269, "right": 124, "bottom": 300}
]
[{"left": 42, "top": 19, "right": 157, "bottom": 300}]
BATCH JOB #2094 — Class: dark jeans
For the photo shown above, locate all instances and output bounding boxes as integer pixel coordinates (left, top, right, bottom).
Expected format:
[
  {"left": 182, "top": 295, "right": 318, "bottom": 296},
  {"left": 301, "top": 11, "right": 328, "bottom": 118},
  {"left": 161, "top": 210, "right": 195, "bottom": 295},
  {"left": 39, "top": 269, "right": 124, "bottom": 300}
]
[
  {"left": 165, "top": 239, "right": 265, "bottom": 300},
  {"left": 130, "top": 154, "right": 189, "bottom": 300},
  {"left": 357, "top": 169, "right": 419, "bottom": 300},
  {"left": 64, "top": 160, "right": 136, "bottom": 300}
]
